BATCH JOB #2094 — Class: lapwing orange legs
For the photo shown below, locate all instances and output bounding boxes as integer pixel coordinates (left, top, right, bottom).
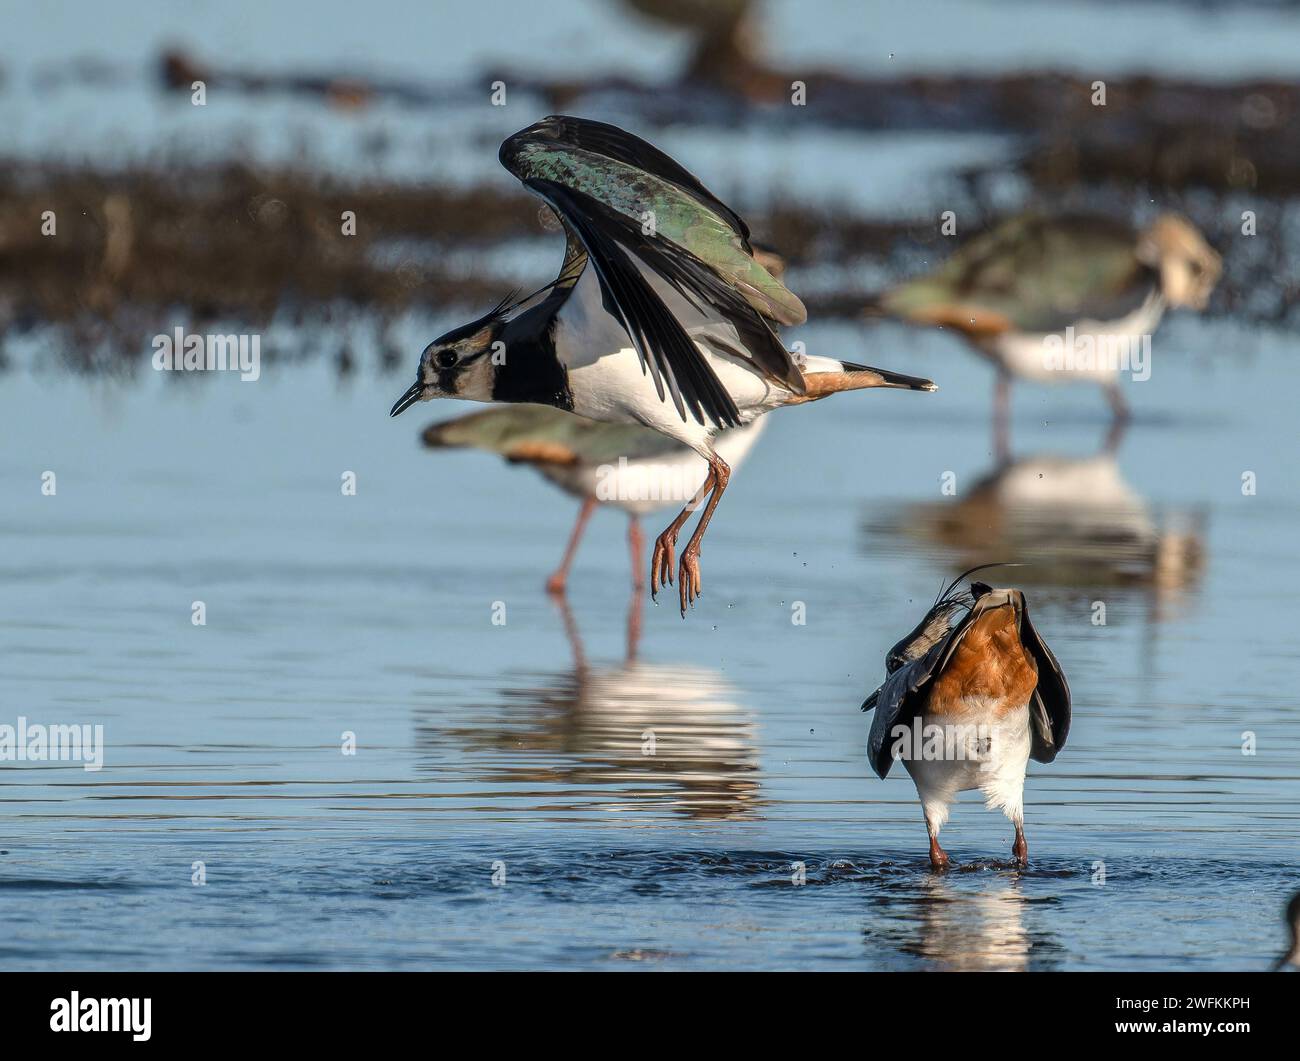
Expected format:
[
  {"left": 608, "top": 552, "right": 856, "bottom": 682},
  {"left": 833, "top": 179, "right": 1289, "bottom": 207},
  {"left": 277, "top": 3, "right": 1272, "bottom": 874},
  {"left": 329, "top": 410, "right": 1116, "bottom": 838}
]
[
  {"left": 627, "top": 515, "right": 645, "bottom": 593},
  {"left": 546, "top": 495, "right": 596, "bottom": 596},
  {"left": 626, "top": 516, "right": 644, "bottom": 660},
  {"left": 1012, "top": 822, "right": 1028, "bottom": 867},
  {"left": 927, "top": 824, "right": 1026, "bottom": 869},
  {"left": 924, "top": 808, "right": 950, "bottom": 871},
  {"left": 928, "top": 831, "right": 950, "bottom": 872},
  {"left": 676, "top": 455, "right": 730, "bottom": 616},
  {"left": 650, "top": 454, "right": 731, "bottom": 617},
  {"left": 650, "top": 474, "right": 709, "bottom": 601}
]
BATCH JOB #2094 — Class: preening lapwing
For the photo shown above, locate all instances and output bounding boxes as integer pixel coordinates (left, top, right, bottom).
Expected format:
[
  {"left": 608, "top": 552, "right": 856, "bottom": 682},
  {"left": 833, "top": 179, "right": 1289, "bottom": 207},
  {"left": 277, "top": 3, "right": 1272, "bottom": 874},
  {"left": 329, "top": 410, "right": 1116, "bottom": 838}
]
[
  {"left": 421, "top": 405, "right": 765, "bottom": 595},
  {"left": 861, "top": 570, "right": 1071, "bottom": 870},
  {"left": 868, "top": 212, "right": 1220, "bottom": 426},
  {"left": 391, "top": 115, "right": 935, "bottom": 616}
]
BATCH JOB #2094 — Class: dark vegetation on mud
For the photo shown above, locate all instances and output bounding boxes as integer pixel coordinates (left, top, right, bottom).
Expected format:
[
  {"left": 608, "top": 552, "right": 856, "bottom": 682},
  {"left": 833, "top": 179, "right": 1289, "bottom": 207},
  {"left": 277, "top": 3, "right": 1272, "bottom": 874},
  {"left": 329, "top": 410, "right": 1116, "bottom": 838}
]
[{"left": 2, "top": 44, "right": 1298, "bottom": 372}]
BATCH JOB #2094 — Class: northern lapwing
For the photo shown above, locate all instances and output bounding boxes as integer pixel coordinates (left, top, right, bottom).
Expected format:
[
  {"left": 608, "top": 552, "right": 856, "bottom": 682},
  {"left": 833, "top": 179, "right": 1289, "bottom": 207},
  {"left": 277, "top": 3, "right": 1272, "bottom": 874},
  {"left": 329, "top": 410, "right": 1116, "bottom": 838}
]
[
  {"left": 420, "top": 404, "right": 764, "bottom": 596},
  {"left": 1275, "top": 890, "right": 1300, "bottom": 970},
  {"left": 391, "top": 115, "right": 935, "bottom": 616},
  {"left": 861, "top": 570, "right": 1071, "bottom": 870},
  {"left": 868, "top": 212, "right": 1220, "bottom": 432}
]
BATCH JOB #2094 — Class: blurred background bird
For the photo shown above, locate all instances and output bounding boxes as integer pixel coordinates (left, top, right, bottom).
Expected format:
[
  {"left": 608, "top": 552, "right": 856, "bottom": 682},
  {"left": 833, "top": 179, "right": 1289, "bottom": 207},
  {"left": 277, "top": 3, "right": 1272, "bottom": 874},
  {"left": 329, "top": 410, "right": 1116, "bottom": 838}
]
[
  {"left": 867, "top": 212, "right": 1221, "bottom": 451},
  {"left": 422, "top": 405, "right": 765, "bottom": 598},
  {"left": 861, "top": 573, "right": 1071, "bottom": 870}
]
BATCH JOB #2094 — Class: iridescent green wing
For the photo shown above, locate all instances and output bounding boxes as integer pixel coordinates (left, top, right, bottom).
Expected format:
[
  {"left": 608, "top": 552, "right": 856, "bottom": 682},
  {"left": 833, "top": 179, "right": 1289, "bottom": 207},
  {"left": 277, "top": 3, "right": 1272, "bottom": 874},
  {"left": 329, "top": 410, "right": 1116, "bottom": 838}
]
[
  {"left": 502, "top": 116, "right": 805, "bottom": 326},
  {"left": 501, "top": 116, "right": 806, "bottom": 427}
]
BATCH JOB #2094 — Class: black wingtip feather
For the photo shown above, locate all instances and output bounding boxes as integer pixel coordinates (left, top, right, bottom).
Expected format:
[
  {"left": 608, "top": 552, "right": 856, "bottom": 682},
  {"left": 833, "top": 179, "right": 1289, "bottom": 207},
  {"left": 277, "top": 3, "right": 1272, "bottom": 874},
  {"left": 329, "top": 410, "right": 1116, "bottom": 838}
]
[
  {"left": 515, "top": 115, "right": 754, "bottom": 249},
  {"left": 529, "top": 178, "right": 743, "bottom": 431}
]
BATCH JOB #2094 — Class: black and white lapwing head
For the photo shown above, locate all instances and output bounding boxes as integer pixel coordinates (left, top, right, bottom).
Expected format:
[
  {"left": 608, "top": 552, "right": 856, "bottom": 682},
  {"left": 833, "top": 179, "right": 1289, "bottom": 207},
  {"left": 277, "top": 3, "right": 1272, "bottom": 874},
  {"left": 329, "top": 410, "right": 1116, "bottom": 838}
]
[{"left": 389, "top": 295, "right": 516, "bottom": 416}]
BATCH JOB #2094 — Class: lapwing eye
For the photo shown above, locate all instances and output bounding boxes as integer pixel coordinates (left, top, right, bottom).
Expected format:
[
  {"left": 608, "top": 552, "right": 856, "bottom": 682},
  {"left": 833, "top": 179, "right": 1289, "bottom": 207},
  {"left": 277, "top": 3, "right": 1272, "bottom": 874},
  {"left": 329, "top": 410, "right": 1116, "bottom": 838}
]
[{"left": 436, "top": 349, "right": 459, "bottom": 369}]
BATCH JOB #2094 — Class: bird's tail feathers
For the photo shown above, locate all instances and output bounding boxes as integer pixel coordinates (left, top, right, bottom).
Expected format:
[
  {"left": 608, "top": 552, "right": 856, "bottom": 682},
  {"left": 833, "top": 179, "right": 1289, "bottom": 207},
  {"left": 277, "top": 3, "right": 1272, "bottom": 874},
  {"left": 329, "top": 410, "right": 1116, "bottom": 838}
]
[{"left": 792, "top": 353, "right": 937, "bottom": 400}]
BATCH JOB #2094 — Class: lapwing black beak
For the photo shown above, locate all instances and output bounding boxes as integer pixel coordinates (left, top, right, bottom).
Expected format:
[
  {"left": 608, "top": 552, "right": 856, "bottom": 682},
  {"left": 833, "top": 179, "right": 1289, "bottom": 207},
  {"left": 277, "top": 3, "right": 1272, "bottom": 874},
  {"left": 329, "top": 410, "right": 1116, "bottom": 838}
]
[{"left": 390, "top": 380, "right": 423, "bottom": 417}]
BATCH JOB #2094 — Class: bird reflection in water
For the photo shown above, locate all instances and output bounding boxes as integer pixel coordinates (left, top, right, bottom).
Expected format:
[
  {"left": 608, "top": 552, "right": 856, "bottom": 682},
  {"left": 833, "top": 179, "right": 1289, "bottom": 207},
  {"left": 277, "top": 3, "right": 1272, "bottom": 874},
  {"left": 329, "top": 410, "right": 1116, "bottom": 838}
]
[
  {"left": 419, "top": 589, "right": 761, "bottom": 820},
  {"left": 865, "top": 875, "right": 1058, "bottom": 972},
  {"left": 865, "top": 422, "right": 1205, "bottom": 618}
]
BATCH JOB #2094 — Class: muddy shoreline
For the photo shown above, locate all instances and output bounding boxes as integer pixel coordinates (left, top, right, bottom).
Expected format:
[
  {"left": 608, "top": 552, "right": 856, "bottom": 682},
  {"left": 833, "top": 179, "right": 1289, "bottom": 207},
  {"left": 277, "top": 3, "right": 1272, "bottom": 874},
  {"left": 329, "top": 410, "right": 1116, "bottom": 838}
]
[{"left": 3, "top": 59, "right": 1298, "bottom": 371}]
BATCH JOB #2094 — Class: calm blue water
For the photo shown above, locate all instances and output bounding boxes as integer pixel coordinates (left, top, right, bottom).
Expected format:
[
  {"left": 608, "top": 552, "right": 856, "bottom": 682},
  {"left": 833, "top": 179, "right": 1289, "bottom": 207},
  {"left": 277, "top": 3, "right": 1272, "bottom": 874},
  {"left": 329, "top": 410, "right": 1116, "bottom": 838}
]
[
  {"left": 1, "top": 0, "right": 1298, "bottom": 971},
  {"left": 2, "top": 311, "right": 1297, "bottom": 969}
]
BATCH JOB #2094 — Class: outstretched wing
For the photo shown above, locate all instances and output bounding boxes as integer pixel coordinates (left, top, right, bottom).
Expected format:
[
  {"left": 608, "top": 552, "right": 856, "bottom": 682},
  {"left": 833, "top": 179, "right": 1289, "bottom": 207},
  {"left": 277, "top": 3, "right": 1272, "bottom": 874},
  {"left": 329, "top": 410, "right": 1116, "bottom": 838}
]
[
  {"left": 862, "top": 590, "right": 1072, "bottom": 776},
  {"left": 1018, "top": 597, "right": 1071, "bottom": 763},
  {"left": 862, "top": 607, "right": 973, "bottom": 779},
  {"left": 501, "top": 116, "right": 806, "bottom": 428},
  {"left": 530, "top": 179, "right": 748, "bottom": 427},
  {"left": 509, "top": 114, "right": 757, "bottom": 249},
  {"left": 502, "top": 116, "right": 806, "bottom": 326}
]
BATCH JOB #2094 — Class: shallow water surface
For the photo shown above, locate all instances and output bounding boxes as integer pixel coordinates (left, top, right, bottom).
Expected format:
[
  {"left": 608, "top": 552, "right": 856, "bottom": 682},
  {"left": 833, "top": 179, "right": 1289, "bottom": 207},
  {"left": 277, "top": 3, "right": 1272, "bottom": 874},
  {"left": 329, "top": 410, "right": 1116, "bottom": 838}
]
[{"left": 2, "top": 312, "right": 1297, "bottom": 970}]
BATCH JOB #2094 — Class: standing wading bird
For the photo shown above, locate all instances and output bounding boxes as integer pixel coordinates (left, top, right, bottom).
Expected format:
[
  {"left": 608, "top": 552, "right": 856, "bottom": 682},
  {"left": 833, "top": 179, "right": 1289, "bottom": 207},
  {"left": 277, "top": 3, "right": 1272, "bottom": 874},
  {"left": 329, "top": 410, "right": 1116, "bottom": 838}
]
[
  {"left": 866, "top": 212, "right": 1221, "bottom": 441},
  {"left": 420, "top": 405, "right": 765, "bottom": 596},
  {"left": 390, "top": 115, "right": 936, "bottom": 617},
  {"left": 861, "top": 570, "right": 1071, "bottom": 870}
]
